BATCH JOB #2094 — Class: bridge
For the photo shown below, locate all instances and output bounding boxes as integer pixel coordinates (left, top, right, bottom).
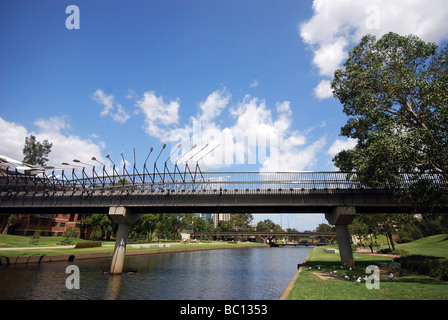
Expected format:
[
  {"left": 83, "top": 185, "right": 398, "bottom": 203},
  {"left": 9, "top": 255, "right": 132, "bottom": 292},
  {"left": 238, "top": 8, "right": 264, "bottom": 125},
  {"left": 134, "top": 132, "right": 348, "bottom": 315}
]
[
  {"left": 1, "top": 153, "right": 447, "bottom": 273},
  {"left": 189, "top": 231, "right": 337, "bottom": 244}
]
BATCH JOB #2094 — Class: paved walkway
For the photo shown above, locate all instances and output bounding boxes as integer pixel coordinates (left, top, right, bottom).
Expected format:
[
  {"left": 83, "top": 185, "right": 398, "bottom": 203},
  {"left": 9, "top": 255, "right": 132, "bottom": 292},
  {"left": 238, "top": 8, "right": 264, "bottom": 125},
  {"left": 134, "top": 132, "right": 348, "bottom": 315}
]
[{"left": 356, "top": 248, "right": 400, "bottom": 257}]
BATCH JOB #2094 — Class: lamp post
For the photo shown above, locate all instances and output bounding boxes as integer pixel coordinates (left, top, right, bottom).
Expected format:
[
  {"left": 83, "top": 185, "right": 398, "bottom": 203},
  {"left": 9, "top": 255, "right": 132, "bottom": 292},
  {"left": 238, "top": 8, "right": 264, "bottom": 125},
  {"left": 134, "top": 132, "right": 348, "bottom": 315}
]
[
  {"left": 154, "top": 144, "right": 166, "bottom": 184},
  {"left": 143, "top": 147, "right": 154, "bottom": 184},
  {"left": 163, "top": 144, "right": 181, "bottom": 187},
  {"left": 175, "top": 144, "right": 197, "bottom": 165},
  {"left": 91, "top": 157, "right": 105, "bottom": 167},
  {"left": 73, "top": 159, "right": 95, "bottom": 168},
  {"left": 174, "top": 144, "right": 197, "bottom": 183},
  {"left": 91, "top": 157, "right": 107, "bottom": 188},
  {"left": 106, "top": 154, "right": 120, "bottom": 185}
]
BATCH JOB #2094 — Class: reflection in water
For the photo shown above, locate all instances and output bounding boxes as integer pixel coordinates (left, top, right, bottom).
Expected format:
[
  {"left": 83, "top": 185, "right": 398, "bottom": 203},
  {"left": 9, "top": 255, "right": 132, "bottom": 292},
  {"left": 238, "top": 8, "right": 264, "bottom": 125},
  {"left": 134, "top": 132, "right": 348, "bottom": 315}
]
[
  {"left": 0, "top": 247, "right": 312, "bottom": 300},
  {"left": 106, "top": 275, "right": 123, "bottom": 300}
]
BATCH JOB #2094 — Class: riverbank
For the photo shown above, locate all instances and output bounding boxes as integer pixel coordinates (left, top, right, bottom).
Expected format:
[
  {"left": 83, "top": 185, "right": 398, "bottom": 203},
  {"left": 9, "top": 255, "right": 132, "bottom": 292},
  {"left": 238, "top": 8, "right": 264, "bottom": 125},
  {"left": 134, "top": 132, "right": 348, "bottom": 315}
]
[
  {"left": 285, "top": 237, "right": 448, "bottom": 300},
  {"left": 0, "top": 241, "right": 269, "bottom": 266}
]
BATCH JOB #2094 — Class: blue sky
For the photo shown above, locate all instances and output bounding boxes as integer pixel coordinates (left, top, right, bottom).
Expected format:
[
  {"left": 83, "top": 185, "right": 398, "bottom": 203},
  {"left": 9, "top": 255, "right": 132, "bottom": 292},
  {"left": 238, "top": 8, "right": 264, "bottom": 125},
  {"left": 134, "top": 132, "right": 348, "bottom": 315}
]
[{"left": 1, "top": 0, "right": 448, "bottom": 231}]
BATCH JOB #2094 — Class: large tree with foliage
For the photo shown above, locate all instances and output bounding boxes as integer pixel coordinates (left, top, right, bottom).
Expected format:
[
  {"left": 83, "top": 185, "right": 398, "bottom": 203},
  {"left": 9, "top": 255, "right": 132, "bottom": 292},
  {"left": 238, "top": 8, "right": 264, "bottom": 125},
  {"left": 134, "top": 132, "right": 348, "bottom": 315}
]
[
  {"left": 84, "top": 214, "right": 114, "bottom": 240},
  {"left": 256, "top": 219, "right": 283, "bottom": 232},
  {"left": 158, "top": 214, "right": 192, "bottom": 240},
  {"left": 22, "top": 134, "right": 53, "bottom": 167},
  {"left": 331, "top": 32, "right": 448, "bottom": 207},
  {"left": 229, "top": 213, "right": 253, "bottom": 231}
]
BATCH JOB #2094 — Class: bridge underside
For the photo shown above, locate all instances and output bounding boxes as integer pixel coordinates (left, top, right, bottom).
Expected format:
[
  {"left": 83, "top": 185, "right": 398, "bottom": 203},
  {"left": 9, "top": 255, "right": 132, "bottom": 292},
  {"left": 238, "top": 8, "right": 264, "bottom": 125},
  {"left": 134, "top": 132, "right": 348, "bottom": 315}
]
[{"left": 1, "top": 189, "right": 444, "bottom": 215}]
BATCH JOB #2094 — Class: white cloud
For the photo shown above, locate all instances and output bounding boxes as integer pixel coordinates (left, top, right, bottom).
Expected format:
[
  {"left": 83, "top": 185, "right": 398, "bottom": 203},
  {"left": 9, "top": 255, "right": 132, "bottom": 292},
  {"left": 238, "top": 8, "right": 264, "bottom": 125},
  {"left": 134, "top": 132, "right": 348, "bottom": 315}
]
[
  {"left": 249, "top": 79, "right": 259, "bottom": 88},
  {"left": 328, "top": 138, "right": 357, "bottom": 157},
  {"left": 0, "top": 117, "right": 29, "bottom": 161},
  {"left": 300, "top": 0, "right": 448, "bottom": 99},
  {"left": 93, "top": 89, "right": 130, "bottom": 123},
  {"left": 0, "top": 116, "right": 106, "bottom": 169},
  {"left": 312, "top": 37, "right": 348, "bottom": 77},
  {"left": 198, "top": 89, "right": 231, "bottom": 123},
  {"left": 135, "top": 91, "right": 180, "bottom": 140},
  {"left": 167, "top": 90, "right": 326, "bottom": 172},
  {"left": 313, "top": 79, "right": 333, "bottom": 100}
]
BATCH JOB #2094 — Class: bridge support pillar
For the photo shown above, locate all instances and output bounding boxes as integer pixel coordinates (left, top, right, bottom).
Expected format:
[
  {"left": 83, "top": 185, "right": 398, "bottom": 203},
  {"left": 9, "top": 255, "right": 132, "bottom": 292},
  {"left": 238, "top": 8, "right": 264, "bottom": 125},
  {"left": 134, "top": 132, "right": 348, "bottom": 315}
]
[
  {"left": 109, "top": 207, "right": 141, "bottom": 275},
  {"left": 325, "top": 206, "right": 356, "bottom": 267}
]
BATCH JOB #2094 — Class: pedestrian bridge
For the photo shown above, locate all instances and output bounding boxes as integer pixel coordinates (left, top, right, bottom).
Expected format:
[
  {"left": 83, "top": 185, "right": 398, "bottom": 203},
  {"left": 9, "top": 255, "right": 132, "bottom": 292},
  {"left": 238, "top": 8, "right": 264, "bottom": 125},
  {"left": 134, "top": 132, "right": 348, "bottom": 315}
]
[
  {"left": 1, "top": 167, "right": 447, "bottom": 215},
  {"left": 1, "top": 154, "right": 447, "bottom": 273}
]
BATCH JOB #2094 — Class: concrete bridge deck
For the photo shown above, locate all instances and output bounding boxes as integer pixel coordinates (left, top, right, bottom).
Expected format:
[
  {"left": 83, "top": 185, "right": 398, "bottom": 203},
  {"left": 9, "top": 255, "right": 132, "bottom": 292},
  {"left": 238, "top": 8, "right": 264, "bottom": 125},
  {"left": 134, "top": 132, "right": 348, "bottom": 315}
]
[{"left": 1, "top": 186, "right": 445, "bottom": 215}]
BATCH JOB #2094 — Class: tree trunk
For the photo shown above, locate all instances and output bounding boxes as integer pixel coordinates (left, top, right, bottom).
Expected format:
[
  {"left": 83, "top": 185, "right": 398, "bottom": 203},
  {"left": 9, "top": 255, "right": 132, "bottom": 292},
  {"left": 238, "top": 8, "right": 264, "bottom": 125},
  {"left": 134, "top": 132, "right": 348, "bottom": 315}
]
[
  {"left": 383, "top": 215, "right": 395, "bottom": 251},
  {"left": 2, "top": 223, "right": 11, "bottom": 235}
]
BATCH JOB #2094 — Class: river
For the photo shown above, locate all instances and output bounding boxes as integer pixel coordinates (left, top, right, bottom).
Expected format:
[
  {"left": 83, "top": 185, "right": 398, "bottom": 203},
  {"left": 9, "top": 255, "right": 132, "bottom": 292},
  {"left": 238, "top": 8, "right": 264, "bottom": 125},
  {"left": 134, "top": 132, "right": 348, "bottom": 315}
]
[{"left": 0, "top": 246, "right": 312, "bottom": 300}]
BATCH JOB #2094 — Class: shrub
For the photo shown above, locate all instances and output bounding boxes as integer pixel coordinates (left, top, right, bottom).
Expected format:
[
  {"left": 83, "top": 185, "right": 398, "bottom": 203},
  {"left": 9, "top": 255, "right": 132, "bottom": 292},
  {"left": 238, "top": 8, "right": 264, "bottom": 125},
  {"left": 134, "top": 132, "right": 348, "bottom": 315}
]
[
  {"left": 74, "top": 241, "right": 102, "bottom": 249},
  {"left": 395, "top": 255, "right": 448, "bottom": 281},
  {"left": 397, "top": 236, "right": 413, "bottom": 244},
  {"left": 390, "top": 249, "right": 409, "bottom": 256}
]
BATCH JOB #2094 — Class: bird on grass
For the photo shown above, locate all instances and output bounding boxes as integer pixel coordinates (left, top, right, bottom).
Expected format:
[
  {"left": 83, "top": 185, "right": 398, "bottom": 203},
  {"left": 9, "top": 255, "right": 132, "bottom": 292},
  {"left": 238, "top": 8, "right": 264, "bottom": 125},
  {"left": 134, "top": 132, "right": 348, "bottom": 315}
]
[
  {"left": 354, "top": 277, "right": 361, "bottom": 283},
  {"left": 388, "top": 273, "right": 396, "bottom": 281}
]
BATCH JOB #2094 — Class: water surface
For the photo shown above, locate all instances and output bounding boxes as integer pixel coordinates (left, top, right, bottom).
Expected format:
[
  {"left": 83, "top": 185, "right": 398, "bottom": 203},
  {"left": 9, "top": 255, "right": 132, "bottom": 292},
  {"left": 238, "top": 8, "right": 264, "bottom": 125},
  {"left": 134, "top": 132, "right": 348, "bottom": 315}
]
[{"left": 0, "top": 246, "right": 312, "bottom": 300}]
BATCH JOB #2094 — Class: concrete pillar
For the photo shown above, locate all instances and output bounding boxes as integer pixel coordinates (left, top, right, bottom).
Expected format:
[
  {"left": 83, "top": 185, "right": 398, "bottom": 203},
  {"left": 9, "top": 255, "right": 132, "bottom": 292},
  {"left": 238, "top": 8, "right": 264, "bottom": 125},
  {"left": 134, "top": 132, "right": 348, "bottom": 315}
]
[
  {"left": 108, "top": 207, "right": 141, "bottom": 275},
  {"left": 325, "top": 206, "right": 356, "bottom": 267}
]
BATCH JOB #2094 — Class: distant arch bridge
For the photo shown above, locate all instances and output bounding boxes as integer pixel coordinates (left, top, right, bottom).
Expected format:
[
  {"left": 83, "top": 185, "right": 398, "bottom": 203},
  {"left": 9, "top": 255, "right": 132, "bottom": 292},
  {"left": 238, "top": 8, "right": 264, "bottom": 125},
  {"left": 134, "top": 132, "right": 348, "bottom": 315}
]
[{"left": 189, "top": 231, "right": 337, "bottom": 244}]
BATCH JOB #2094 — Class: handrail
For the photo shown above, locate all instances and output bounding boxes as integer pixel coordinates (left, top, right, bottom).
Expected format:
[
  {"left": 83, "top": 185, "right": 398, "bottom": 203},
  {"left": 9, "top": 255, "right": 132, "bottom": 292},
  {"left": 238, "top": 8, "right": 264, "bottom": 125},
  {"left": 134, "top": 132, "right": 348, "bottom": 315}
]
[{"left": 1, "top": 168, "right": 446, "bottom": 195}]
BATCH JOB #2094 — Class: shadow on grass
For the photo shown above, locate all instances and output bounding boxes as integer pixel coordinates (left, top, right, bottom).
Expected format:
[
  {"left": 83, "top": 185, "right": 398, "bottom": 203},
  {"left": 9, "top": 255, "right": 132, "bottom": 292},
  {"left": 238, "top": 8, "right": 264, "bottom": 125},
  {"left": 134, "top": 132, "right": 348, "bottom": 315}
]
[
  {"left": 436, "top": 235, "right": 448, "bottom": 242},
  {"left": 395, "top": 276, "right": 447, "bottom": 285}
]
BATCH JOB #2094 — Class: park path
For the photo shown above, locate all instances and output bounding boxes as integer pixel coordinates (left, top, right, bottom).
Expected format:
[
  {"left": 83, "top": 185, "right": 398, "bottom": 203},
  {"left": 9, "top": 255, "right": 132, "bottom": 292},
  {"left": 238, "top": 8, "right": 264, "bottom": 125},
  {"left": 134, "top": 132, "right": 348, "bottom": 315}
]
[{"left": 356, "top": 248, "right": 400, "bottom": 257}]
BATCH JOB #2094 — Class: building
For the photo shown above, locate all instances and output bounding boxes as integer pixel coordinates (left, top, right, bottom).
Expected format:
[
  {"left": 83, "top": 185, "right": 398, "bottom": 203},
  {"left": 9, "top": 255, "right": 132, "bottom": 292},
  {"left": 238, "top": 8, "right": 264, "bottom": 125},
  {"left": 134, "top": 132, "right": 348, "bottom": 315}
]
[
  {"left": 194, "top": 213, "right": 212, "bottom": 223},
  {"left": 213, "top": 213, "right": 231, "bottom": 228},
  {"left": 1, "top": 214, "right": 92, "bottom": 239}
]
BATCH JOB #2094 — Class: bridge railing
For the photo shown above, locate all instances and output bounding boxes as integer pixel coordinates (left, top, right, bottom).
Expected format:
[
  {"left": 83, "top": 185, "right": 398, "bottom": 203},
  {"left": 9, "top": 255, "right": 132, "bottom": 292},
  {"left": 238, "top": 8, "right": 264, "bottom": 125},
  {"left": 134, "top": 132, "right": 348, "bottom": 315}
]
[{"left": 1, "top": 165, "right": 446, "bottom": 195}]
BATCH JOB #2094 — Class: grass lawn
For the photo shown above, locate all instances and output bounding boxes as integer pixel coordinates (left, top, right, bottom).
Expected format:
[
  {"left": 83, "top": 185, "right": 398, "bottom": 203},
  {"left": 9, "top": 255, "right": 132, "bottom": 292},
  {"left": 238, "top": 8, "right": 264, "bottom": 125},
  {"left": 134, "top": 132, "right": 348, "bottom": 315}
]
[
  {"left": 0, "top": 234, "right": 104, "bottom": 248},
  {"left": 395, "top": 234, "right": 448, "bottom": 256},
  {"left": 287, "top": 235, "right": 448, "bottom": 300},
  {"left": 0, "top": 234, "right": 265, "bottom": 257}
]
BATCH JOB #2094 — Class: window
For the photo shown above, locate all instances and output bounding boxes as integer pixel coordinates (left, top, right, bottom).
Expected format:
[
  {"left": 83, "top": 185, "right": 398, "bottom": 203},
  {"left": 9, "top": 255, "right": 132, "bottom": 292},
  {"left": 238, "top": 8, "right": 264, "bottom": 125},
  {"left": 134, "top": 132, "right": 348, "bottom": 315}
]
[{"left": 60, "top": 223, "right": 65, "bottom": 227}]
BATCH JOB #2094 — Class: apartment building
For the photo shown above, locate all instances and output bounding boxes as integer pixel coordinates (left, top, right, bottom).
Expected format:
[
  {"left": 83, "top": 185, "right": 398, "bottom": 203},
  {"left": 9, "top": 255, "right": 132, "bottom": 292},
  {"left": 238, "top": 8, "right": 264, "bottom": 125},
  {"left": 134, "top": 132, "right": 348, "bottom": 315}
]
[{"left": 1, "top": 214, "right": 91, "bottom": 239}]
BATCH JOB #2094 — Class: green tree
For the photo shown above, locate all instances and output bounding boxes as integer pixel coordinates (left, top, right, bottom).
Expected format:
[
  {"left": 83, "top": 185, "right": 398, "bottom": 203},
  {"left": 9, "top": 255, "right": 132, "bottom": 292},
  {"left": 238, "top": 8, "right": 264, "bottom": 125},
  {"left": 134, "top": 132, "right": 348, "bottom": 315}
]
[
  {"left": 191, "top": 216, "right": 214, "bottom": 232},
  {"left": 22, "top": 134, "right": 53, "bottom": 167},
  {"left": 316, "top": 223, "right": 334, "bottom": 233},
  {"left": 84, "top": 214, "right": 114, "bottom": 240},
  {"left": 139, "top": 214, "right": 160, "bottom": 241},
  {"left": 216, "top": 220, "right": 232, "bottom": 232},
  {"left": 157, "top": 214, "right": 192, "bottom": 240},
  {"left": 257, "top": 219, "right": 283, "bottom": 232},
  {"left": 62, "top": 227, "right": 78, "bottom": 245},
  {"left": 331, "top": 32, "right": 448, "bottom": 207},
  {"left": 29, "top": 230, "right": 41, "bottom": 245},
  {"left": 229, "top": 213, "right": 253, "bottom": 231}
]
